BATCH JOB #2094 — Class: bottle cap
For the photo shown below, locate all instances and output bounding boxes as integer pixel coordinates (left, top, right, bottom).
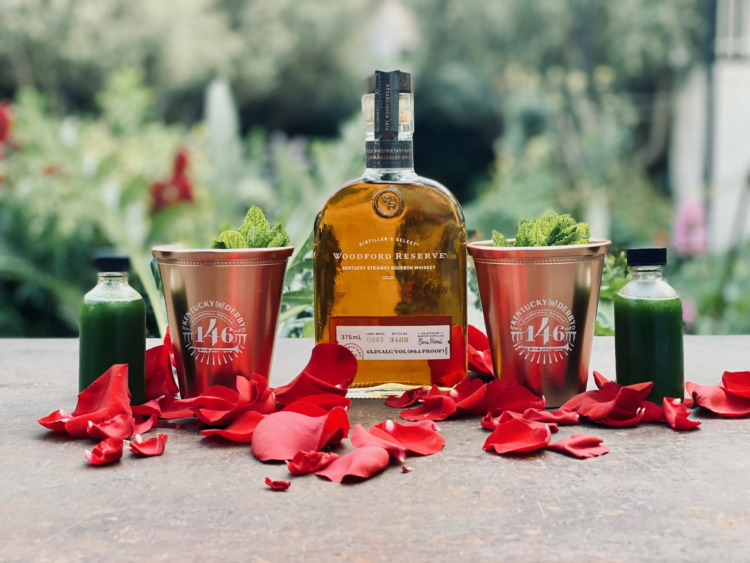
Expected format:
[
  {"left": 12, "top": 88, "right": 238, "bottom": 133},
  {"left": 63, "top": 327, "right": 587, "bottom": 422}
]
[
  {"left": 93, "top": 249, "right": 130, "bottom": 272},
  {"left": 626, "top": 247, "right": 667, "bottom": 266},
  {"left": 367, "top": 70, "right": 411, "bottom": 94}
]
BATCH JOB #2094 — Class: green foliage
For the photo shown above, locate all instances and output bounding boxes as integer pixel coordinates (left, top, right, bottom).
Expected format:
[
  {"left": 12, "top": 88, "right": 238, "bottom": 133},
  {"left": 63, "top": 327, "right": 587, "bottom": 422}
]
[
  {"left": 595, "top": 252, "right": 630, "bottom": 336},
  {"left": 212, "top": 205, "right": 290, "bottom": 249},
  {"left": 492, "top": 212, "right": 590, "bottom": 247}
]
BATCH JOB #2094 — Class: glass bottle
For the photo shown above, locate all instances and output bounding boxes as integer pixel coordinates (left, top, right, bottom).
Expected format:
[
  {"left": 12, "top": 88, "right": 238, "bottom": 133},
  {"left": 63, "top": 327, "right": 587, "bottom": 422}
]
[
  {"left": 79, "top": 252, "right": 146, "bottom": 405},
  {"left": 614, "top": 247, "right": 684, "bottom": 402},
  {"left": 314, "top": 70, "right": 467, "bottom": 395}
]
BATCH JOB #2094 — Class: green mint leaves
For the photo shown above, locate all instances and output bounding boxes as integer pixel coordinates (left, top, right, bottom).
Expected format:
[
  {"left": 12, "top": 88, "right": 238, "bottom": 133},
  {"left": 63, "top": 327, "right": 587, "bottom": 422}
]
[
  {"left": 211, "top": 206, "right": 290, "bottom": 249},
  {"left": 492, "top": 212, "right": 590, "bottom": 247}
]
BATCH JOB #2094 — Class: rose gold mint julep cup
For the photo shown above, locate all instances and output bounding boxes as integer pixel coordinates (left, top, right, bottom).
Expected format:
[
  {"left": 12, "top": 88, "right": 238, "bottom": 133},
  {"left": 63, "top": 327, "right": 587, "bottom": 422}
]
[
  {"left": 152, "top": 245, "right": 293, "bottom": 398},
  {"left": 468, "top": 240, "right": 611, "bottom": 408}
]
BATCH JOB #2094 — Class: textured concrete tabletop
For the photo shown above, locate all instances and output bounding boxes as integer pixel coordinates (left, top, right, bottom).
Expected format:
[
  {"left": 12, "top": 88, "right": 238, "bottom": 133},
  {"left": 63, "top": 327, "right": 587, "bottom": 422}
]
[{"left": 1, "top": 336, "right": 750, "bottom": 562}]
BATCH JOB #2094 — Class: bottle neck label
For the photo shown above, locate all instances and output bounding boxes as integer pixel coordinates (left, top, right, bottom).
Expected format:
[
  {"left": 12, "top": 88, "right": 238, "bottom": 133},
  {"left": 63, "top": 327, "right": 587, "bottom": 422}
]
[{"left": 366, "top": 140, "right": 413, "bottom": 169}]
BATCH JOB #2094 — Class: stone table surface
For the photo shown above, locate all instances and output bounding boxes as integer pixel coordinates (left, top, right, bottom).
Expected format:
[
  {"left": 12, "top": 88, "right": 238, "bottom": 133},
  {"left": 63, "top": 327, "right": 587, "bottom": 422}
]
[{"left": 1, "top": 336, "right": 750, "bottom": 562}]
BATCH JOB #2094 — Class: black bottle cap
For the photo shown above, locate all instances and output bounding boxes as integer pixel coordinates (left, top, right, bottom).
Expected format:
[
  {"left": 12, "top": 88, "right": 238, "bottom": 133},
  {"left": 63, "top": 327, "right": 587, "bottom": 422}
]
[
  {"left": 367, "top": 70, "right": 411, "bottom": 94},
  {"left": 626, "top": 247, "right": 667, "bottom": 266},
  {"left": 93, "top": 249, "right": 130, "bottom": 272}
]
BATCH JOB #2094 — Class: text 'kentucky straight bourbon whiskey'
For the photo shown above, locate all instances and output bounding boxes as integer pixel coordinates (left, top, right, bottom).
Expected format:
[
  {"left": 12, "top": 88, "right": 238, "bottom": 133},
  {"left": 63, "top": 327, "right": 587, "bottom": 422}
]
[{"left": 314, "top": 70, "right": 467, "bottom": 395}]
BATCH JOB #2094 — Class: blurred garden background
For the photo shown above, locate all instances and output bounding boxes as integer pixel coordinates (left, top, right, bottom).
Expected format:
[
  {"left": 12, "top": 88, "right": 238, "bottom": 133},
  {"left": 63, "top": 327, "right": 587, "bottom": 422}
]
[{"left": 1, "top": 0, "right": 749, "bottom": 338}]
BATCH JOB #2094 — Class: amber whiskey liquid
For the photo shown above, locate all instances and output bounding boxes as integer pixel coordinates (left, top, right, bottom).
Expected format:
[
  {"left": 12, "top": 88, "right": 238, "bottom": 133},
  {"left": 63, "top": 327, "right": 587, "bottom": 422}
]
[{"left": 313, "top": 70, "right": 467, "bottom": 395}]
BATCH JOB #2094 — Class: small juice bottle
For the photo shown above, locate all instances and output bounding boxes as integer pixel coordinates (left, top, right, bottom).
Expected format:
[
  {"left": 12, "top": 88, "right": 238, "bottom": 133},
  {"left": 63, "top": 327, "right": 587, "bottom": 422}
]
[
  {"left": 614, "top": 247, "right": 684, "bottom": 402},
  {"left": 79, "top": 252, "right": 146, "bottom": 405}
]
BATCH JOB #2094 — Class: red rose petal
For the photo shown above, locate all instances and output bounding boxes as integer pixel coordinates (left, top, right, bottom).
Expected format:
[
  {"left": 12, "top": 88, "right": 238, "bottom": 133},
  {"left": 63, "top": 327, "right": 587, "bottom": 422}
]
[
  {"left": 288, "top": 393, "right": 352, "bottom": 412},
  {"left": 483, "top": 418, "right": 551, "bottom": 455},
  {"left": 593, "top": 371, "right": 611, "bottom": 389},
  {"left": 721, "top": 371, "right": 750, "bottom": 399},
  {"left": 273, "top": 344, "right": 357, "bottom": 406},
  {"left": 561, "top": 380, "right": 652, "bottom": 426},
  {"left": 144, "top": 341, "right": 178, "bottom": 403},
  {"left": 201, "top": 410, "right": 266, "bottom": 443},
  {"left": 483, "top": 410, "right": 560, "bottom": 433},
  {"left": 286, "top": 451, "right": 341, "bottom": 475},
  {"left": 370, "top": 419, "right": 445, "bottom": 456},
  {"left": 663, "top": 398, "right": 701, "bottom": 430},
  {"left": 547, "top": 434, "right": 609, "bottom": 459},
  {"left": 265, "top": 477, "right": 291, "bottom": 491},
  {"left": 63, "top": 364, "right": 132, "bottom": 439},
  {"left": 86, "top": 412, "right": 135, "bottom": 440},
  {"left": 350, "top": 424, "right": 407, "bottom": 462},
  {"left": 133, "top": 414, "right": 157, "bottom": 435},
  {"left": 450, "top": 377, "right": 488, "bottom": 413},
  {"left": 400, "top": 394, "right": 457, "bottom": 422},
  {"left": 85, "top": 437, "right": 124, "bottom": 465},
  {"left": 427, "top": 324, "right": 467, "bottom": 387},
  {"left": 483, "top": 380, "right": 546, "bottom": 414},
  {"left": 37, "top": 409, "right": 72, "bottom": 432},
  {"left": 385, "top": 386, "right": 431, "bottom": 409},
  {"left": 640, "top": 401, "right": 665, "bottom": 423},
  {"left": 402, "top": 465, "right": 413, "bottom": 473},
  {"left": 129, "top": 433, "right": 168, "bottom": 456},
  {"left": 687, "top": 381, "right": 750, "bottom": 417},
  {"left": 684, "top": 396, "right": 695, "bottom": 408},
  {"left": 522, "top": 408, "right": 580, "bottom": 425},
  {"left": 314, "top": 446, "right": 390, "bottom": 483},
  {"left": 251, "top": 407, "right": 349, "bottom": 462},
  {"left": 467, "top": 325, "right": 494, "bottom": 376}
]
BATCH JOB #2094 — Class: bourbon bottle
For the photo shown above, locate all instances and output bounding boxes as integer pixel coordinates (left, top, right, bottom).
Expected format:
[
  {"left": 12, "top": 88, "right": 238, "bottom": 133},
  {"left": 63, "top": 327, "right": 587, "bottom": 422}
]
[{"left": 313, "top": 70, "right": 467, "bottom": 395}]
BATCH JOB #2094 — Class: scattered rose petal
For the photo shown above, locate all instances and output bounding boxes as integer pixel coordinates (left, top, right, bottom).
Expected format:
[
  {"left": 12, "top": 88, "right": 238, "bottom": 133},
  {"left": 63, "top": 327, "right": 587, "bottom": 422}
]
[
  {"left": 287, "top": 393, "right": 351, "bottom": 412},
  {"left": 85, "top": 437, "right": 124, "bottom": 465},
  {"left": 133, "top": 414, "right": 157, "bottom": 435},
  {"left": 385, "top": 386, "right": 430, "bottom": 409},
  {"left": 663, "top": 398, "right": 701, "bottom": 430},
  {"left": 370, "top": 419, "right": 445, "bottom": 456},
  {"left": 684, "top": 396, "right": 695, "bottom": 408},
  {"left": 561, "top": 380, "right": 652, "bottom": 426},
  {"left": 62, "top": 364, "right": 132, "bottom": 439},
  {"left": 287, "top": 451, "right": 341, "bottom": 475},
  {"left": 450, "top": 377, "right": 488, "bottom": 413},
  {"left": 522, "top": 408, "right": 579, "bottom": 425},
  {"left": 315, "top": 446, "right": 390, "bottom": 483},
  {"left": 144, "top": 339, "right": 178, "bottom": 403},
  {"left": 687, "top": 381, "right": 750, "bottom": 417},
  {"left": 640, "top": 401, "right": 665, "bottom": 423},
  {"left": 467, "top": 324, "right": 494, "bottom": 376},
  {"left": 593, "top": 371, "right": 611, "bottom": 389},
  {"left": 350, "top": 424, "right": 406, "bottom": 462},
  {"left": 129, "top": 433, "right": 168, "bottom": 456},
  {"left": 721, "top": 371, "right": 750, "bottom": 399},
  {"left": 483, "top": 380, "right": 546, "bottom": 414},
  {"left": 274, "top": 344, "right": 357, "bottom": 406},
  {"left": 201, "top": 410, "right": 266, "bottom": 443},
  {"left": 427, "top": 325, "right": 467, "bottom": 387},
  {"left": 86, "top": 413, "right": 135, "bottom": 440},
  {"left": 37, "top": 409, "right": 72, "bottom": 432},
  {"left": 483, "top": 418, "right": 551, "bottom": 455},
  {"left": 265, "top": 477, "right": 291, "bottom": 491},
  {"left": 251, "top": 407, "right": 349, "bottom": 462},
  {"left": 400, "top": 394, "right": 457, "bottom": 422},
  {"left": 547, "top": 434, "right": 609, "bottom": 459},
  {"left": 402, "top": 465, "right": 413, "bottom": 473}
]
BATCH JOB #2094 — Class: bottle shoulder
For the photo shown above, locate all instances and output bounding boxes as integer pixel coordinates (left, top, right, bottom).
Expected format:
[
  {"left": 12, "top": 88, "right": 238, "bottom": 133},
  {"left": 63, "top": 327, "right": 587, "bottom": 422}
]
[
  {"left": 616, "top": 278, "right": 680, "bottom": 300},
  {"left": 84, "top": 282, "right": 144, "bottom": 304}
]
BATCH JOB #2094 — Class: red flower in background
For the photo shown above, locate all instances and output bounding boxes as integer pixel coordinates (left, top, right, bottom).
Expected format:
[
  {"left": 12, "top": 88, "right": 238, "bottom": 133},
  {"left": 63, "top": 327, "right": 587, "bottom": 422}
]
[
  {"left": 0, "top": 102, "right": 12, "bottom": 143},
  {"left": 150, "top": 148, "right": 193, "bottom": 213}
]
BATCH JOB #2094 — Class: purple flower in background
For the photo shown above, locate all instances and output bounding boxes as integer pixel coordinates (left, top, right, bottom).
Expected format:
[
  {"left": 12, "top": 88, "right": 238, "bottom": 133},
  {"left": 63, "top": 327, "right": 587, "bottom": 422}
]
[{"left": 673, "top": 200, "right": 707, "bottom": 257}]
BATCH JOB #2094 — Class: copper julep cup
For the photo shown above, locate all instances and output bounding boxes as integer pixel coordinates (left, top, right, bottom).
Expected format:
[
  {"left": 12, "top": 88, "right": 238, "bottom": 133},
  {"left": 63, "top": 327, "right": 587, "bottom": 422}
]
[
  {"left": 152, "top": 245, "right": 293, "bottom": 398},
  {"left": 468, "top": 240, "right": 611, "bottom": 407}
]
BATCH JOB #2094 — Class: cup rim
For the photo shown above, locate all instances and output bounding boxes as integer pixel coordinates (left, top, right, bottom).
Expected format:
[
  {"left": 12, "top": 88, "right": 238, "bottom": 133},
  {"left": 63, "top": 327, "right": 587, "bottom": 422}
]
[
  {"left": 152, "top": 244, "right": 294, "bottom": 262},
  {"left": 467, "top": 239, "right": 611, "bottom": 259}
]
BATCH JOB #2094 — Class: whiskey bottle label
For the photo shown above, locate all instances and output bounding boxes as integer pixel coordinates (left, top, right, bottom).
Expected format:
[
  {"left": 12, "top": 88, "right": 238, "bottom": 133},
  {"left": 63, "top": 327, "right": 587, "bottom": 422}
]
[
  {"left": 366, "top": 140, "right": 413, "bottom": 169},
  {"left": 332, "top": 317, "right": 451, "bottom": 360}
]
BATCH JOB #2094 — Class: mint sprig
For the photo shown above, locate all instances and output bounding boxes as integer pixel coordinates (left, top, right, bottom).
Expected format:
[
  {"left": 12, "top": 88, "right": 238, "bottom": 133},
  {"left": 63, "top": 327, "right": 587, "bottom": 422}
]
[
  {"left": 492, "top": 212, "right": 590, "bottom": 247},
  {"left": 211, "top": 206, "right": 290, "bottom": 249}
]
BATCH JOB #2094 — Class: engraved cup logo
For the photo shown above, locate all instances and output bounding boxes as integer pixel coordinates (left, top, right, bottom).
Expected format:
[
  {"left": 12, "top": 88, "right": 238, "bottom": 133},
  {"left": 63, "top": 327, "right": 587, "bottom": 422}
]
[
  {"left": 181, "top": 301, "right": 247, "bottom": 365},
  {"left": 510, "top": 299, "right": 576, "bottom": 364},
  {"left": 373, "top": 187, "right": 404, "bottom": 218}
]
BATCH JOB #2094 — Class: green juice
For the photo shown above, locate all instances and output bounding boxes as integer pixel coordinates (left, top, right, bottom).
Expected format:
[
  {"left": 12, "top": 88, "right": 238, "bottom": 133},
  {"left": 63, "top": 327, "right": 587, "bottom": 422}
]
[
  {"left": 614, "top": 295, "right": 684, "bottom": 402},
  {"left": 79, "top": 298, "right": 146, "bottom": 405}
]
